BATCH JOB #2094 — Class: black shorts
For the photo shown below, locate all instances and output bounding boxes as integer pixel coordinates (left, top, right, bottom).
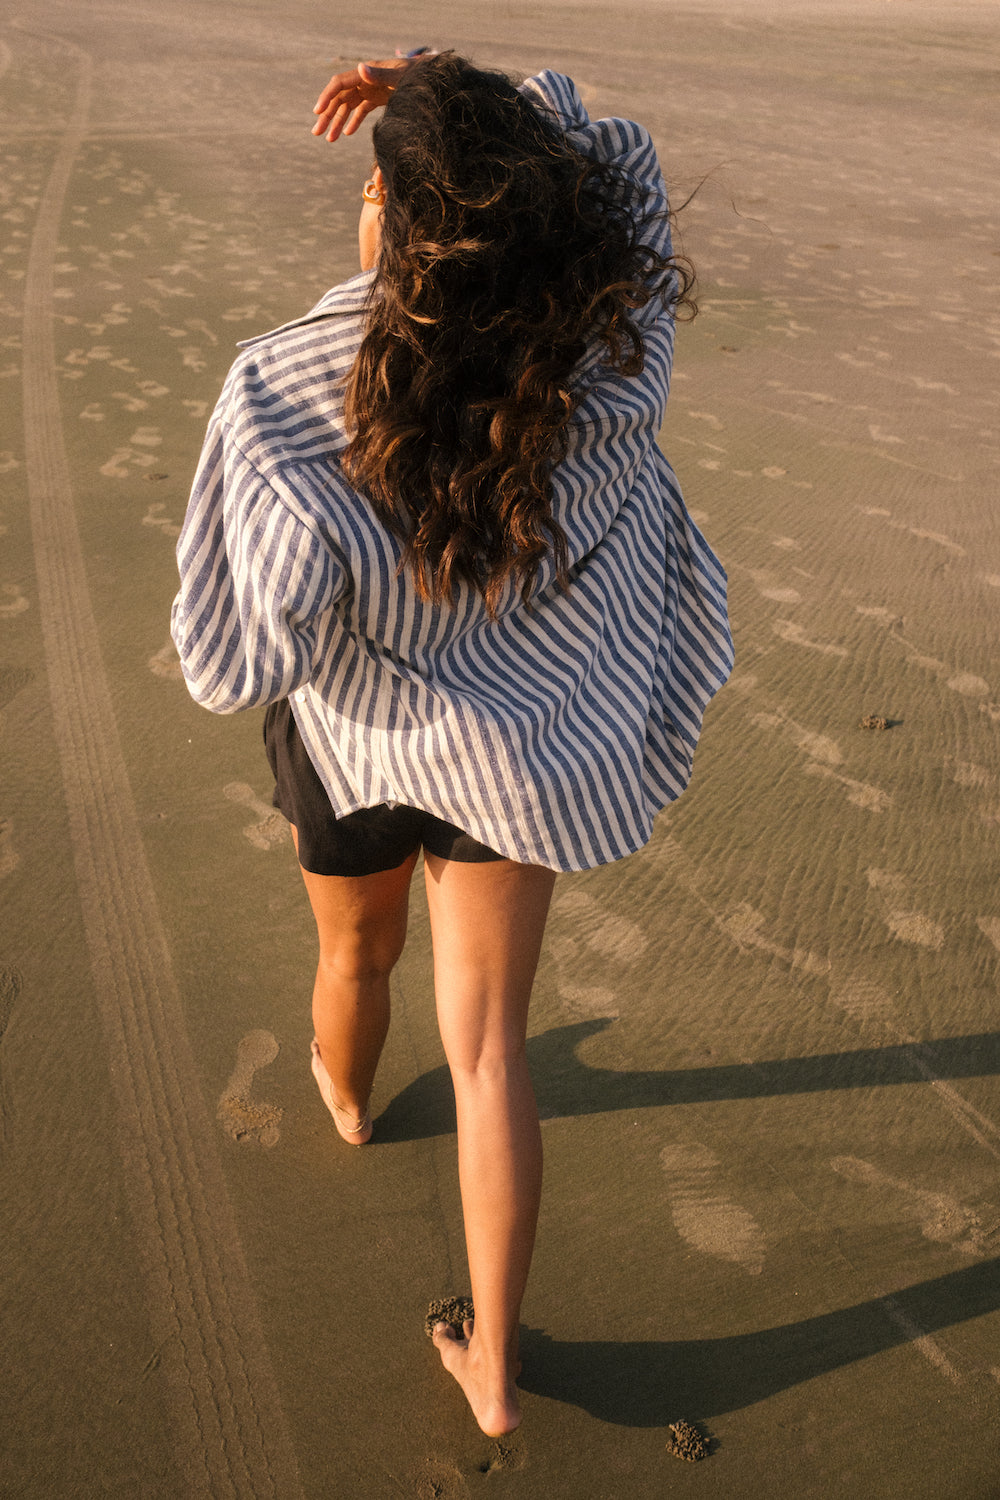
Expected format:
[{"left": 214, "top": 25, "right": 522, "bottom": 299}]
[{"left": 263, "top": 698, "right": 504, "bottom": 877}]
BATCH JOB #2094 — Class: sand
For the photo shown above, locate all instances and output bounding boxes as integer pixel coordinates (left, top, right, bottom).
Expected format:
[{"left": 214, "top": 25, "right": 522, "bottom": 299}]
[{"left": 1, "top": 1, "right": 999, "bottom": 1495}]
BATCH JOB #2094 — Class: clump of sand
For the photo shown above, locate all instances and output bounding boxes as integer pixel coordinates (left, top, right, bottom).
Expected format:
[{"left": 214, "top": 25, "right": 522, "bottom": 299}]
[
  {"left": 424, "top": 1296, "right": 475, "bottom": 1339},
  {"left": 665, "top": 1420, "right": 710, "bottom": 1462}
]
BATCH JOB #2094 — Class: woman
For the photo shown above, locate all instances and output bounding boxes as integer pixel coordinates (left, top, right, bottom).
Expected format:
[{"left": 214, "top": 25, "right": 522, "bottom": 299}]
[{"left": 171, "top": 51, "right": 732, "bottom": 1437}]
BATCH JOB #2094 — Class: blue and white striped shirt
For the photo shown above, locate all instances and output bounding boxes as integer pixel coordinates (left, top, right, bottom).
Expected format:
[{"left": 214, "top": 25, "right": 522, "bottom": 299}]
[{"left": 171, "top": 71, "right": 733, "bottom": 872}]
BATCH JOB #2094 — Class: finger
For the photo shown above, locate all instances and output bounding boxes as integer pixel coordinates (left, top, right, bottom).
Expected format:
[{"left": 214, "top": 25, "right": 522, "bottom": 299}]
[
  {"left": 337, "top": 99, "right": 376, "bottom": 140},
  {"left": 313, "top": 69, "right": 360, "bottom": 113},
  {"left": 312, "top": 91, "right": 355, "bottom": 132},
  {"left": 316, "top": 100, "right": 352, "bottom": 142},
  {"left": 311, "top": 107, "right": 339, "bottom": 138}
]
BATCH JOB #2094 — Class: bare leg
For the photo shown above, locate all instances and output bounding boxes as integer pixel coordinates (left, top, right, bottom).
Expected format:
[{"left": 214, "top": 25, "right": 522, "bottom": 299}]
[
  {"left": 423, "top": 853, "right": 556, "bottom": 1436},
  {"left": 295, "top": 828, "right": 417, "bottom": 1138}
]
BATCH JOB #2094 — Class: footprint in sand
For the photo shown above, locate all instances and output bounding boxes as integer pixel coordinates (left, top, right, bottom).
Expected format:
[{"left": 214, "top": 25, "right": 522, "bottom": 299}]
[
  {"left": 829, "top": 977, "right": 1000, "bottom": 1160},
  {"left": 753, "top": 709, "right": 891, "bottom": 812},
  {"left": 868, "top": 424, "right": 905, "bottom": 446},
  {"left": 100, "top": 446, "right": 158, "bottom": 477},
  {"left": 181, "top": 318, "right": 215, "bottom": 345},
  {"left": 142, "top": 503, "right": 181, "bottom": 538},
  {"left": 861, "top": 506, "right": 967, "bottom": 559},
  {"left": 178, "top": 346, "right": 207, "bottom": 372},
  {"left": 747, "top": 569, "right": 801, "bottom": 605},
  {"left": 948, "top": 760, "right": 1000, "bottom": 824},
  {"left": 145, "top": 279, "right": 196, "bottom": 302},
  {"left": 547, "top": 888, "right": 648, "bottom": 1018},
  {"left": 951, "top": 761, "right": 993, "bottom": 790},
  {"left": 148, "top": 639, "right": 183, "bottom": 680},
  {"left": 853, "top": 603, "right": 902, "bottom": 627},
  {"left": 830, "top": 1156, "right": 991, "bottom": 1256},
  {"left": 0, "top": 584, "right": 28, "bottom": 618},
  {"left": 222, "top": 782, "right": 289, "bottom": 851},
  {"left": 718, "top": 902, "right": 830, "bottom": 976},
  {"left": 765, "top": 379, "right": 835, "bottom": 407},
  {"left": 899, "top": 642, "right": 995, "bottom": 699},
  {"left": 941, "top": 668, "right": 992, "bottom": 698},
  {"left": 221, "top": 305, "right": 264, "bottom": 323},
  {"left": 976, "top": 919, "right": 1000, "bottom": 955},
  {"left": 907, "top": 528, "right": 966, "bottom": 557},
  {"left": 828, "top": 976, "right": 899, "bottom": 1031},
  {"left": 217, "top": 1030, "right": 282, "bottom": 1146},
  {"left": 724, "top": 672, "right": 758, "bottom": 699},
  {"left": 112, "top": 391, "right": 149, "bottom": 414},
  {"left": 650, "top": 834, "right": 830, "bottom": 975},
  {"left": 772, "top": 619, "right": 848, "bottom": 658},
  {"left": 803, "top": 762, "right": 893, "bottom": 813},
  {"left": 753, "top": 709, "right": 842, "bottom": 766},
  {"left": 414, "top": 1458, "right": 472, "bottom": 1498},
  {"left": 866, "top": 867, "right": 944, "bottom": 950},
  {"left": 660, "top": 1143, "right": 765, "bottom": 1275}
]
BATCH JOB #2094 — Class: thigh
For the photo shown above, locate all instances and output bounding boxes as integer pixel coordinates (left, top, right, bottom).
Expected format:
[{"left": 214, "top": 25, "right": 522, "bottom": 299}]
[
  {"left": 422, "top": 854, "right": 557, "bottom": 1069},
  {"left": 296, "top": 827, "right": 418, "bottom": 974}
]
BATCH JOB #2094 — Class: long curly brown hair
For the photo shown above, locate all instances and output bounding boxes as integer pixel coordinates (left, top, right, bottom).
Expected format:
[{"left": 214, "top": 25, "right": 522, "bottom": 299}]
[{"left": 342, "top": 53, "right": 695, "bottom": 615}]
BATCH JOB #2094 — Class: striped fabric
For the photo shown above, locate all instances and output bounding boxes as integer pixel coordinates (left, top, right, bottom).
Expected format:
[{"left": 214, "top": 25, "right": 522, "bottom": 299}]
[{"left": 171, "top": 71, "right": 733, "bottom": 872}]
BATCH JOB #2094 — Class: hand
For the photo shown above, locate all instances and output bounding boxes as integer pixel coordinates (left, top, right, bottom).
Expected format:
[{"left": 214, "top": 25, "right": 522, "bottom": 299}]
[{"left": 312, "top": 58, "right": 414, "bottom": 142}]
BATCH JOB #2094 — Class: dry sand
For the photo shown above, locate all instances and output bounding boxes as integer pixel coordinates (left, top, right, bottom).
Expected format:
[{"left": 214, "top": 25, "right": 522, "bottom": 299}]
[{"left": 1, "top": 1, "right": 999, "bottom": 1495}]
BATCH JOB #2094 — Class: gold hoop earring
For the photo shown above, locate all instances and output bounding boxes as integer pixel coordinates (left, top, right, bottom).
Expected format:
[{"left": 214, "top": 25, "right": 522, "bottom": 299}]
[{"left": 362, "top": 179, "right": 385, "bottom": 205}]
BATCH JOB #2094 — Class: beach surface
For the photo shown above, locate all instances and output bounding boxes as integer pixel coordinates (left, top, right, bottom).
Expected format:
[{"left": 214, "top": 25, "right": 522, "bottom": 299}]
[{"left": 2, "top": 1, "right": 999, "bottom": 1494}]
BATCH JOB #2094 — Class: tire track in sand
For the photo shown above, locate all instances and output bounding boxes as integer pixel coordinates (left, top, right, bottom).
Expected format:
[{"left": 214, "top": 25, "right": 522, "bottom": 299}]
[{"left": 19, "top": 24, "right": 302, "bottom": 1498}]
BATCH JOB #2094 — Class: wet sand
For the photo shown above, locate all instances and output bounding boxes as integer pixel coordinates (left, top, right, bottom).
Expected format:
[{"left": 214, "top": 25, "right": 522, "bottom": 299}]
[{"left": 2, "top": 1, "right": 999, "bottom": 1495}]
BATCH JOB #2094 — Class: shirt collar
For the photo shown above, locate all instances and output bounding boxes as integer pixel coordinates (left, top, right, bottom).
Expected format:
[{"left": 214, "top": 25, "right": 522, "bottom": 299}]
[{"left": 236, "top": 269, "right": 376, "bottom": 350}]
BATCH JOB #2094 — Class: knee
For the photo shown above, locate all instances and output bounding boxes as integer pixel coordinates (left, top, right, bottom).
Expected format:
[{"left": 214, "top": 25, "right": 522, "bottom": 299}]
[
  {"left": 447, "top": 1040, "right": 529, "bottom": 1087},
  {"left": 317, "top": 938, "right": 403, "bottom": 986}
]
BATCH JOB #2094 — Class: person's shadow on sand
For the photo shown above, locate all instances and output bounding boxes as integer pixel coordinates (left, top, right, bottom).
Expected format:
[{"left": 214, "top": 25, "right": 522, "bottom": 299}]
[
  {"left": 375, "top": 1017, "right": 1000, "bottom": 1142},
  {"left": 515, "top": 1256, "right": 1000, "bottom": 1424},
  {"left": 375, "top": 1019, "right": 1000, "bottom": 1428}
]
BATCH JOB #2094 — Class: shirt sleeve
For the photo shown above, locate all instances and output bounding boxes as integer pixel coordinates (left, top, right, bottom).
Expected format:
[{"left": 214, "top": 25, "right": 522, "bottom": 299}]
[
  {"left": 170, "top": 405, "right": 346, "bottom": 714},
  {"left": 519, "top": 71, "right": 672, "bottom": 264}
]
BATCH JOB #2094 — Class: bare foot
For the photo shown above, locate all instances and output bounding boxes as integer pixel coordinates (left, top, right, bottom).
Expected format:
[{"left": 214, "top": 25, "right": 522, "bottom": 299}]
[
  {"left": 431, "top": 1319, "right": 522, "bottom": 1436},
  {"left": 310, "top": 1038, "right": 373, "bottom": 1145}
]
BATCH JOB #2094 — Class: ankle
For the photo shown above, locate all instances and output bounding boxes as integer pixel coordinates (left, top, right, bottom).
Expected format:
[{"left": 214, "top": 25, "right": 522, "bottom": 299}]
[{"left": 467, "top": 1330, "right": 516, "bottom": 1380}]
